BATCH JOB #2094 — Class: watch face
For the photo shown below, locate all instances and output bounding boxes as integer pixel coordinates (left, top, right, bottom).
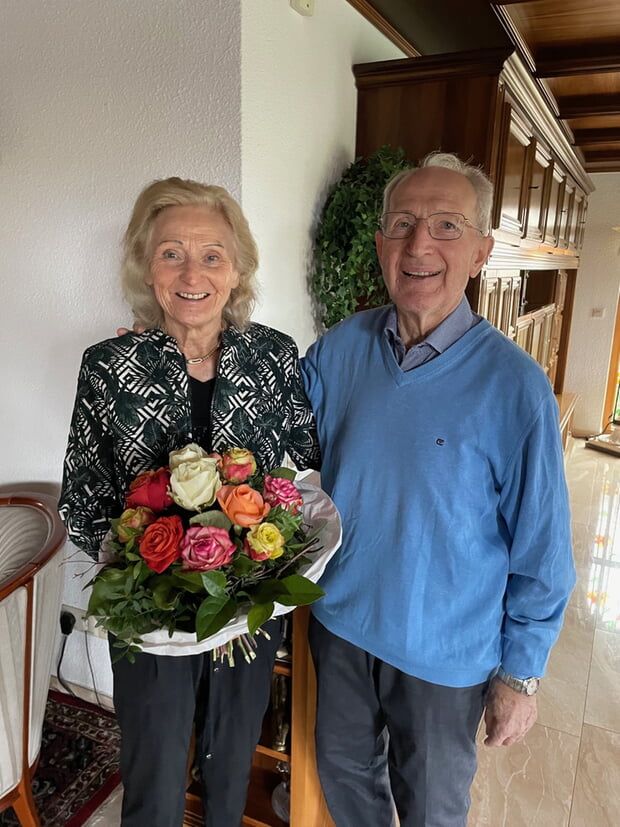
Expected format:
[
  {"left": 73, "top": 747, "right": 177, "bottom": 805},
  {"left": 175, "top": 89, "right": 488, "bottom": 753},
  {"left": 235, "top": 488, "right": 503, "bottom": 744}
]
[{"left": 525, "top": 677, "right": 539, "bottom": 695}]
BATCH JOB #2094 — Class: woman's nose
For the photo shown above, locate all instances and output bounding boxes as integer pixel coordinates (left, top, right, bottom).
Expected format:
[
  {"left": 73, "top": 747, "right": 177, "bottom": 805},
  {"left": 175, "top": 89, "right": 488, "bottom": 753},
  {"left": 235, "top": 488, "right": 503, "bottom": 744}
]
[{"left": 180, "top": 257, "right": 203, "bottom": 284}]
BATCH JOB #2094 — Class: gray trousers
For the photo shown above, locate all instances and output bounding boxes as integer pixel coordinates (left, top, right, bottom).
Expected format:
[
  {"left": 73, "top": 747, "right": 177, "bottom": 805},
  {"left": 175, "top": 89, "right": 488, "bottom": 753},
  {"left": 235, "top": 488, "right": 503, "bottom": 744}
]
[
  {"left": 111, "top": 617, "right": 282, "bottom": 827},
  {"left": 308, "top": 616, "right": 487, "bottom": 827}
]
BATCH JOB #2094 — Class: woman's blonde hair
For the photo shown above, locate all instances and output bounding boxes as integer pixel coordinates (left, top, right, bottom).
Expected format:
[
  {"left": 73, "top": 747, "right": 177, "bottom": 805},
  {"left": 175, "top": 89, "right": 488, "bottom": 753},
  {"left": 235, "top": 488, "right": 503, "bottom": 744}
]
[{"left": 121, "top": 177, "right": 258, "bottom": 330}]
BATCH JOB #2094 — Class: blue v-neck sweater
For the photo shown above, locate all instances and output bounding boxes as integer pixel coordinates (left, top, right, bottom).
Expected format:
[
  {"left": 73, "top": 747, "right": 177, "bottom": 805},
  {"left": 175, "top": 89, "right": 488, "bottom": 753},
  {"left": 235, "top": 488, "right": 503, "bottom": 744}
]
[{"left": 302, "top": 306, "right": 575, "bottom": 687}]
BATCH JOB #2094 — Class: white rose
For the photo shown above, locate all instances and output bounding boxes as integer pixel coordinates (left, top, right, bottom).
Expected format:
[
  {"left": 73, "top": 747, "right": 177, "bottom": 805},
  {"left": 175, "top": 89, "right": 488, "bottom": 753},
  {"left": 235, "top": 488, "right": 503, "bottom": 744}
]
[
  {"left": 169, "top": 457, "right": 222, "bottom": 511},
  {"left": 168, "top": 442, "right": 210, "bottom": 471}
]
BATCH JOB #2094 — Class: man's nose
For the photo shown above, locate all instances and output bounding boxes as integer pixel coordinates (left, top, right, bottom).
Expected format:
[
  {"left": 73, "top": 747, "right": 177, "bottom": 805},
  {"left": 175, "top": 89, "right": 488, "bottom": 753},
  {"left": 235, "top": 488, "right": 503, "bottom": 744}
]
[{"left": 404, "top": 219, "right": 432, "bottom": 252}]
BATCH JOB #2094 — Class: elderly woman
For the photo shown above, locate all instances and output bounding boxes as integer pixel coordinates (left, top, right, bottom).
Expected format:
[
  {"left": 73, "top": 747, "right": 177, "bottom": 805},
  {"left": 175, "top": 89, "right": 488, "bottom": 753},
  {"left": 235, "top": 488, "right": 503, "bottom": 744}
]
[{"left": 59, "top": 178, "right": 320, "bottom": 827}]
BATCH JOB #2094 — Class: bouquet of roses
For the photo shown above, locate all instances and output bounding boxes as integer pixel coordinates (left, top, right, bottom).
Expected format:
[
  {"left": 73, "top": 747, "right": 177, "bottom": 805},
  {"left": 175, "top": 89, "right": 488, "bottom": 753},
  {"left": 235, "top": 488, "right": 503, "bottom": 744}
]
[{"left": 87, "top": 443, "right": 328, "bottom": 661}]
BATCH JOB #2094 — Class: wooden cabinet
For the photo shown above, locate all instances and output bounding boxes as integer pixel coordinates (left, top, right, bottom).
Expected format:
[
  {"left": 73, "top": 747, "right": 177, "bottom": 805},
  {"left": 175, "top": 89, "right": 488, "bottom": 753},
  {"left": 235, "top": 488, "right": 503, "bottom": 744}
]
[{"left": 183, "top": 607, "right": 333, "bottom": 827}]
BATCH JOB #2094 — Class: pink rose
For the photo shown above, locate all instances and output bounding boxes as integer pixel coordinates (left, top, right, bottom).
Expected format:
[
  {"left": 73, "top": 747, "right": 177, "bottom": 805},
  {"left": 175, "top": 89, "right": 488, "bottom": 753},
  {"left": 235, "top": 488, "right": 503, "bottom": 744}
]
[
  {"left": 220, "top": 447, "right": 257, "bottom": 484},
  {"left": 263, "top": 475, "right": 303, "bottom": 514},
  {"left": 180, "top": 526, "right": 236, "bottom": 571}
]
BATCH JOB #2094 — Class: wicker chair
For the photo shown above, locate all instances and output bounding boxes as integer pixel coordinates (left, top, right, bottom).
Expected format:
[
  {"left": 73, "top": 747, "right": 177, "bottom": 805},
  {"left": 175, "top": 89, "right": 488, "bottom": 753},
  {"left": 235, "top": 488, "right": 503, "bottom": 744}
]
[{"left": 0, "top": 493, "right": 66, "bottom": 827}]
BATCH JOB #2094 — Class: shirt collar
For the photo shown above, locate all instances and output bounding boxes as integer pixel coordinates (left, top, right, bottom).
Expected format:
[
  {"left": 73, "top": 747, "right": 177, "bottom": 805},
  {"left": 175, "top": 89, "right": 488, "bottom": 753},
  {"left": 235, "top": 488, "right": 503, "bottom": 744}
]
[{"left": 384, "top": 295, "right": 480, "bottom": 355}]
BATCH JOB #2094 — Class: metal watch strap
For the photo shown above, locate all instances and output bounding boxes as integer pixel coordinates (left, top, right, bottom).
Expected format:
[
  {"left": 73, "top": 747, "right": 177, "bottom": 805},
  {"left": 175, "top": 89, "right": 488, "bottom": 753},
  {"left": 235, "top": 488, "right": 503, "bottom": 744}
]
[{"left": 496, "top": 666, "right": 540, "bottom": 695}]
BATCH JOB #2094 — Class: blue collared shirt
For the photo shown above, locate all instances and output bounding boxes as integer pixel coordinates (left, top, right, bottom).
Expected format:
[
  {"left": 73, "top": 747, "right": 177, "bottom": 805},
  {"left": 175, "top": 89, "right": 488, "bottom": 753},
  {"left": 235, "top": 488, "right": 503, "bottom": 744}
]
[{"left": 385, "top": 296, "right": 482, "bottom": 371}]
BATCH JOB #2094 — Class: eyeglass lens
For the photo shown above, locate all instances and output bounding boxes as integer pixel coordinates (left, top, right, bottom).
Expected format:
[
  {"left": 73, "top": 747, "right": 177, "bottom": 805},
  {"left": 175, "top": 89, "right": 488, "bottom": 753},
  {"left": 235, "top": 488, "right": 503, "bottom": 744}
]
[{"left": 381, "top": 212, "right": 466, "bottom": 240}]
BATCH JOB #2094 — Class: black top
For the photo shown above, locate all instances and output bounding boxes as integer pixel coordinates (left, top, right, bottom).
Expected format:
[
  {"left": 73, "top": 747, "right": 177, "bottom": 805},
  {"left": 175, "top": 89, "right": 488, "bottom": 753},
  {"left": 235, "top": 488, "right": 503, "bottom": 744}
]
[{"left": 189, "top": 376, "right": 215, "bottom": 451}]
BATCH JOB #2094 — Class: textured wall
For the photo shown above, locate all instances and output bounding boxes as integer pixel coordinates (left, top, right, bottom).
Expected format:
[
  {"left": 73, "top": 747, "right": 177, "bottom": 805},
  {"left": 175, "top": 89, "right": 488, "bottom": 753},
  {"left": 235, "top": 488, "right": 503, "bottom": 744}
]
[{"left": 564, "top": 173, "right": 620, "bottom": 435}]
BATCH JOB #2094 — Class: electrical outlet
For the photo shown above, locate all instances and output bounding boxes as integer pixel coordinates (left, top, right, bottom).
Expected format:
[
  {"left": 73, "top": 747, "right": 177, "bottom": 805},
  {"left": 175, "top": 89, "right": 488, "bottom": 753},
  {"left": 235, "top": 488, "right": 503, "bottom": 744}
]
[{"left": 61, "top": 604, "right": 108, "bottom": 640}]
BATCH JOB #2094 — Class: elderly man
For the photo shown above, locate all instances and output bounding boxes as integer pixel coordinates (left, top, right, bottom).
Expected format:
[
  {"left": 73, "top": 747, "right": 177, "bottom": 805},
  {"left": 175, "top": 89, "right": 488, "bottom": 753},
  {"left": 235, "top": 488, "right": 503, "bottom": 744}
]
[{"left": 301, "top": 152, "right": 575, "bottom": 827}]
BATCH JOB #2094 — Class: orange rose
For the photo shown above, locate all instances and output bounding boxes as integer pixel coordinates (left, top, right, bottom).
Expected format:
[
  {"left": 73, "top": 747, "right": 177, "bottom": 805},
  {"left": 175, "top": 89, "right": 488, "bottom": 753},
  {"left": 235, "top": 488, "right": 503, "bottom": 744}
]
[
  {"left": 139, "top": 515, "right": 184, "bottom": 573},
  {"left": 216, "top": 484, "right": 270, "bottom": 527}
]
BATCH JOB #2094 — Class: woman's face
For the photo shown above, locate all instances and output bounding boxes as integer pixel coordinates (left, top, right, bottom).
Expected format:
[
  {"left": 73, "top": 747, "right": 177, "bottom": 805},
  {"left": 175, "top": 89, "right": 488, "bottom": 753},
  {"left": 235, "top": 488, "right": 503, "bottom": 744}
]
[{"left": 146, "top": 204, "right": 240, "bottom": 338}]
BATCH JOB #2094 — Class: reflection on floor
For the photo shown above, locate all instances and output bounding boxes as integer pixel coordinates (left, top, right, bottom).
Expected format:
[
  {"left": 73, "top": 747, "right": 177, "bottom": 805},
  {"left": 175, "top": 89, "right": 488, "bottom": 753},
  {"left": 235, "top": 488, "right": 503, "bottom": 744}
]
[{"left": 84, "top": 439, "right": 620, "bottom": 827}]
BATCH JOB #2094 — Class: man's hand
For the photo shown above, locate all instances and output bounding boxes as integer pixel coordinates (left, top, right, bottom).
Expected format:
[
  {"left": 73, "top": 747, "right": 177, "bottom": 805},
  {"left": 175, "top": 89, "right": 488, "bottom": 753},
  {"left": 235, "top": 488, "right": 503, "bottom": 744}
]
[
  {"left": 116, "top": 323, "right": 146, "bottom": 337},
  {"left": 483, "top": 677, "right": 537, "bottom": 747}
]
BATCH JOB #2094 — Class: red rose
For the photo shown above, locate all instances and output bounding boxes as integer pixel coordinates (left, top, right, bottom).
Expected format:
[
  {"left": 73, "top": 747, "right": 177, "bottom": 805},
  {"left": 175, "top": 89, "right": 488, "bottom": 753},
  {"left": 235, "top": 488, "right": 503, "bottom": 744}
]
[
  {"left": 139, "top": 515, "right": 184, "bottom": 573},
  {"left": 126, "top": 467, "right": 173, "bottom": 511}
]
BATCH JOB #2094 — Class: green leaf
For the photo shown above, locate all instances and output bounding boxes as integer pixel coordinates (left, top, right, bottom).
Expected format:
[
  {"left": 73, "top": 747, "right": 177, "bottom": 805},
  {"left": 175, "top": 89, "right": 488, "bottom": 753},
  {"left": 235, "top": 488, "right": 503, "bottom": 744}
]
[
  {"left": 200, "top": 570, "right": 228, "bottom": 598},
  {"left": 189, "top": 511, "right": 233, "bottom": 530},
  {"left": 251, "top": 579, "right": 289, "bottom": 604},
  {"left": 195, "top": 596, "right": 237, "bottom": 640},
  {"left": 151, "top": 578, "right": 178, "bottom": 610},
  {"left": 247, "top": 602, "right": 275, "bottom": 636},
  {"left": 230, "top": 553, "right": 258, "bottom": 577},
  {"left": 276, "top": 574, "right": 325, "bottom": 606},
  {"left": 267, "top": 466, "right": 296, "bottom": 481}
]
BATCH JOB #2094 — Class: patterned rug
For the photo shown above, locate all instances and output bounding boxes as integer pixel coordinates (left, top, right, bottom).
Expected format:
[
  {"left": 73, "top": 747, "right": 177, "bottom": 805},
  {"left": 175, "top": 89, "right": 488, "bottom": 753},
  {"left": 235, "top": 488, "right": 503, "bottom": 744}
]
[{"left": 0, "top": 690, "right": 121, "bottom": 827}]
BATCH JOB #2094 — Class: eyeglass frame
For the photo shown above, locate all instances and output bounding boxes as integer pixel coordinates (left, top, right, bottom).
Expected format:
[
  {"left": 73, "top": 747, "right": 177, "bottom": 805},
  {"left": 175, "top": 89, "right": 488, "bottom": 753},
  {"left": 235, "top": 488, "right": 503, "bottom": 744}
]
[{"left": 378, "top": 211, "right": 486, "bottom": 241}]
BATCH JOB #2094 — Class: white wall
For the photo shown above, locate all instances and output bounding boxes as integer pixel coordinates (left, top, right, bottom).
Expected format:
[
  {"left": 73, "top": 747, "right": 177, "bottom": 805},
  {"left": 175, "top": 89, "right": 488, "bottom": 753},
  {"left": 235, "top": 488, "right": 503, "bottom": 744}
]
[
  {"left": 564, "top": 173, "right": 620, "bottom": 435},
  {"left": 0, "top": 0, "right": 402, "bottom": 697},
  {"left": 241, "top": 0, "right": 403, "bottom": 352}
]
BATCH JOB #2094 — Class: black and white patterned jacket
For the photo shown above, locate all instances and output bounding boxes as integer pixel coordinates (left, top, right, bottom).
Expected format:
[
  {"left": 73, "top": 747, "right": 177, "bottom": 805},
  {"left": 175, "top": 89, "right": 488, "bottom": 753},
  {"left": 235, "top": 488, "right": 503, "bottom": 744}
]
[{"left": 59, "top": 324, "right": 320, "bottom": 558}]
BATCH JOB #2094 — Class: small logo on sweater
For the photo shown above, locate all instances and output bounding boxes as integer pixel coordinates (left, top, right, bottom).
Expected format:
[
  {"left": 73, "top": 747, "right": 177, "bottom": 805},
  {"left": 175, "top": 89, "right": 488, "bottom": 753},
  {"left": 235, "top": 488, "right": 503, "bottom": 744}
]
[{"left": 436, "top": 438, "right": 445, "bottom": 446}]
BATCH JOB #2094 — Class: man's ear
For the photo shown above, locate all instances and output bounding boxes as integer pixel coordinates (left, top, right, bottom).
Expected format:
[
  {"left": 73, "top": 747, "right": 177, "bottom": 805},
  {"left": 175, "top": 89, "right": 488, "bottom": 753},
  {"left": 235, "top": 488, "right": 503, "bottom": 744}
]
[
  {"left": 375, "top": 230, "right": 384, "bottom": 259},
  {"left": 469, "top": 236, "right": 494, "bottom": 279}
]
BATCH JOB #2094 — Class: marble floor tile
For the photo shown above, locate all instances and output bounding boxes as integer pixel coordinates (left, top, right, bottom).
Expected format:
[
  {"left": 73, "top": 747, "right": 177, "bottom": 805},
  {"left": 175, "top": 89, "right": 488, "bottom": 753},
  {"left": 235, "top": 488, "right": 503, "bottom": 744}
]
[
  {"left": 537, "top": 606, "right": 593, "bottom": 736},
  {"left": 584, "top": 628, "right": 620, "bottom": 733},
  {"left": 82, "top": 783, "right": 122, "bottom": 827},
  {"left": 468, "top": 723, "right": 579, "bottom": 827},
  {"left": 569, "top": 725, "right": 620, "bottom": 827}
]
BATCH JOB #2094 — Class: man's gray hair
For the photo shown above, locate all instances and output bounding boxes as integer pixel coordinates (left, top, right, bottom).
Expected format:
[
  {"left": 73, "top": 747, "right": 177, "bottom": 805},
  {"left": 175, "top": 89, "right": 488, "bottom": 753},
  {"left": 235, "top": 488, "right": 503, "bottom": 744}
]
[{"left": 382, "top": 151, "right": 494, "bottom": 236}]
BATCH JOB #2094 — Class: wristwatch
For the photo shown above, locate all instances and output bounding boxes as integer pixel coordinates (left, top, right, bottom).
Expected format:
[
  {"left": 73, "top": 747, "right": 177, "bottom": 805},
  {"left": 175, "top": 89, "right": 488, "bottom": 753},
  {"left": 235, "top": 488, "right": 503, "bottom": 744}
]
[{"left": 496, "top": 666, "right": 540, "bottom": 696}]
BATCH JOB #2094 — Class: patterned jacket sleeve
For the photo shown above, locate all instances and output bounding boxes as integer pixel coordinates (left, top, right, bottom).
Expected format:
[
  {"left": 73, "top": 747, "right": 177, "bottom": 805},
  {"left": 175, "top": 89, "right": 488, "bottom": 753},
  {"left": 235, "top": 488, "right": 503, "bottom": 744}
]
[
  {"left": 281, "top": 338, "right": 321, "bottom": 472},
  {"left": 58, "top": 351, "right": 121, "bottom": 559}
]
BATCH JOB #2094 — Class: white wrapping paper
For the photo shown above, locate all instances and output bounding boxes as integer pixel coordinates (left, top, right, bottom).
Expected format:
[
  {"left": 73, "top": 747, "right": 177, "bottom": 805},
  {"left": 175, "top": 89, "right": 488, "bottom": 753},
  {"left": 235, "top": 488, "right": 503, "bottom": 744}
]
[{"left": 132, "top": 482, "right": 341, "bottom": 656}]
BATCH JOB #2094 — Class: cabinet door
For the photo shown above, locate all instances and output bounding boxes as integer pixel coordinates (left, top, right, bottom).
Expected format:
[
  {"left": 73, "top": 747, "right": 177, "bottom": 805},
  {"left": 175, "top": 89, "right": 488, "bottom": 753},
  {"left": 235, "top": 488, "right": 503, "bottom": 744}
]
[
  {"left": 570, "top": 188, "right": 587, "bottom": 250},
  {"left": 543, "top": 163, "right": 565, "bottom": 247},
  {"left": 525, "top": 141, "right": 552, "bottom": 244},
  {"left": 538, "top": 305, "right": 556, "bottom": 373},
  {"left": 478, "top": 274, "right": 500, "bottom": 326},
  {"left": 515, "top": 316, "right": 534, "bottom": 353},
  {"left": 558, "top": 178, "right": 575, "bottom": 250},
  {"left": 502, "top": 275, "right": 522, "bottom": 340},
  {"left": 497, "top": 104, "right": 532, "bottom": 240}
]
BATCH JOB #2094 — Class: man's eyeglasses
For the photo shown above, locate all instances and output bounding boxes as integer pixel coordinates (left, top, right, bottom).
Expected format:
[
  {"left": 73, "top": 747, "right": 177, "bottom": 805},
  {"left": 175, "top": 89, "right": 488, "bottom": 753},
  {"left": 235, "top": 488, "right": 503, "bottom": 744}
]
[{"left": 379, "top": 211, "right": 484, "bottom": 241}]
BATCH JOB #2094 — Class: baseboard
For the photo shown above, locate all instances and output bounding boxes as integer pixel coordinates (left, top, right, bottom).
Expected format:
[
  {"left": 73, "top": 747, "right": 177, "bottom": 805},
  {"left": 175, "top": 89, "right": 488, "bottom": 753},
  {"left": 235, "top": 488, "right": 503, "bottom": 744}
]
[{"left": 49, "top": 675, "right": 114, "bottom": 712}]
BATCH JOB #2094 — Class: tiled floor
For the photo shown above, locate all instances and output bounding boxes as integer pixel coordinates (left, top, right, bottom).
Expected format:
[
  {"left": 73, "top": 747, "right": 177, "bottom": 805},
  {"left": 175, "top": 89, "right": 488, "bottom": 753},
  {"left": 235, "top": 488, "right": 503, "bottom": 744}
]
[
  {"left": 468, "top": 438, "right": 620, "bottom": 827},
  {"left": 84, "top": 439, "right": 620, "bottom": 826}
]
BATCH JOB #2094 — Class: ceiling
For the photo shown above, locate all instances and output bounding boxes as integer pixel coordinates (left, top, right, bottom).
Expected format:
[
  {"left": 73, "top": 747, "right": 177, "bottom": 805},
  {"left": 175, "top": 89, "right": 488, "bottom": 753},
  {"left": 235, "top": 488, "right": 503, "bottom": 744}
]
[{"left": 348, "top": 0, "right": 620, "bottom": 174}]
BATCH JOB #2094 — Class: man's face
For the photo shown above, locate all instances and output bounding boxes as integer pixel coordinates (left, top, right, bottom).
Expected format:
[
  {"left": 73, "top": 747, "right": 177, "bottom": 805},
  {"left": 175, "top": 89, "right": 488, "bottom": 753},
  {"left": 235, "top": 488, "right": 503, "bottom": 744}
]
[{"left": 375, "top": 167, "right": 494, "bottom": 337}]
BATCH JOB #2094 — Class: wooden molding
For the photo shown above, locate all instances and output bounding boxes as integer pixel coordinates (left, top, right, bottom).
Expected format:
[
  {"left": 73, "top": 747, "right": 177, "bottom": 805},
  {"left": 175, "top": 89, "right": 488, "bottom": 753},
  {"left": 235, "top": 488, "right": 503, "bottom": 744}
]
[
  {"left": 559, "top": 93, "right": 620, "bottom": 118},
  {"left": 345, "top": 0, "right": 420, "bottom": 58},
  {"left": 536, "top": 45, "right": 620, "bottom": 78}
]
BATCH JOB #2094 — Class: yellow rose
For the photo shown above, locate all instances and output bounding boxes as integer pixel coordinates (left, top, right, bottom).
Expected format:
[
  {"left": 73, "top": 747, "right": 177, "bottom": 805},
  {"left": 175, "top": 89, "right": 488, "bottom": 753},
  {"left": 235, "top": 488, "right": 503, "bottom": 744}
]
[
  {"left": 169, "top": 455, "right": 222, "bottom": 511},
  {"left": 245, "top": 522, "right": 286, "bottom": 561}
]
